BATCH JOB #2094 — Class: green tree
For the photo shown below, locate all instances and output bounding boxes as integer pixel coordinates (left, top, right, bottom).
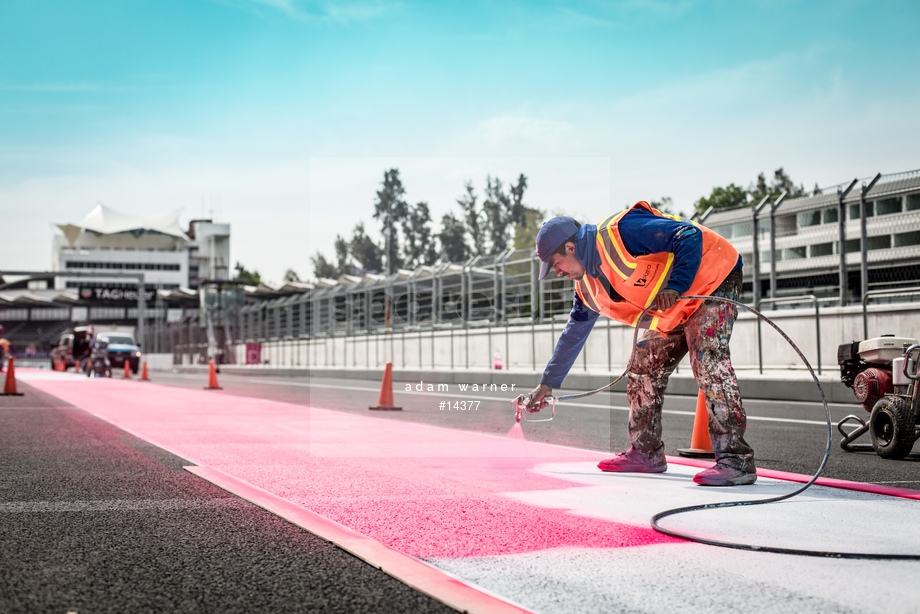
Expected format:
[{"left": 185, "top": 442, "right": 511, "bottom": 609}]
[
  {"left": 233, "top": 262, "right": 261, "bottom": 285},
  {"left": 509, "top": 174, "right": 528, "bottom": 226},
  {"left": 310, "top": 252, "right": 339, "bottom": 280},
  {"left": 373, "top": 169, "right": 408, "bottom": 273},
  {"left": 483, "top": 175, "right": 513, "bottom": 253},
  {"left": 749, "top": 167, "right": 806, "bottom": 202},
  {"left": 457, "top": 181, "right": 486, "bottom": 256},
  {"left": 438, "top": 212, "right": 468, "bottom": 262},
  {"left": 456, "top": 173, "right": 530, "bottom": 257},
  {"left": 401, "top": 201, "right": 438, "bottom": 268},
  {"left": 333, "top": 235, "right": 352, "bottom": 275},
  {"left": 283, "top": 269, "right": 301, "bottom": 283},
  {"left": 512, "top": 206, "right": 544, "bottom": 251},
  {"left": 694, "top": 183, "right": 748, "bottom": 213},
  {"left": 696, "top": 168, "right": 812, "bottom": 214},
  {"left": 349, "top": 222, "right": 383, "bottom": 274}
]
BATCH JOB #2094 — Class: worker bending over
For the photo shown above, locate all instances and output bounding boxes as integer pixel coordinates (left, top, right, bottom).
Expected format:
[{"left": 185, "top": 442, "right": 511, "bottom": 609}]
[{"left": 525, "top": 201, "right": 756, "bottom": 486}]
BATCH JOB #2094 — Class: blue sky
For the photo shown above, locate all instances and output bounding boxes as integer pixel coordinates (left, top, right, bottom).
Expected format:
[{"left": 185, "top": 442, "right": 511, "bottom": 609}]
[{"left": 2, "top": 0, "right": 919, "bottom": 284}]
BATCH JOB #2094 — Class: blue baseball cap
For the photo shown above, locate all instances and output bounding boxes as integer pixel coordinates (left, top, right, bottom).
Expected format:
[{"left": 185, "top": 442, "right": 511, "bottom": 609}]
[{"left": 535, "top": 216, "right": 580, "bottom": 280}]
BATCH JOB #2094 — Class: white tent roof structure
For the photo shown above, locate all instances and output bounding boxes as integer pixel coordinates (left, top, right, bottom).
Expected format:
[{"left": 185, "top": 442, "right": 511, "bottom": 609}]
[{"left": 56, "top": 204, "right": 187, "bottom": 247}]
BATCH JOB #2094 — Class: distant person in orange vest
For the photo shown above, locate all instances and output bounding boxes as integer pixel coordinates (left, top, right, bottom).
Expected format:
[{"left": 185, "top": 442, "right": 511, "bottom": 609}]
[{"left": 524, "top": 202, "right": 755, "bottom": 486}]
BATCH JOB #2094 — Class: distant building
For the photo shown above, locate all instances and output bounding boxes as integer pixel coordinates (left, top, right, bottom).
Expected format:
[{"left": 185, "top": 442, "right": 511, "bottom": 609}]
[
  {"left": 53, "top": 204, "right": 190, "bottom": 293},
  {"left": 0, "top": 206, "right": 233, "bottom": 353},
  {"left": 703, "top": 170, "right": 920, "bottom": 303},
  {"left": 52, "top": 205, "right": 232, "bottom": 292},
  {"left": 186, "top": 219, "right": 231, "bottom": 289}
]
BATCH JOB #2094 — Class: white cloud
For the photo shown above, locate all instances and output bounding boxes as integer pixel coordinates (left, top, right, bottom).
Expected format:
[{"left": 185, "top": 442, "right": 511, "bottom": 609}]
[
  {"left": 458, "top": 115, "right": 580, "bottom": 156},
  {"left": 235, "top": 0, "right": 399, "bottom": 22},
  {"left": 0, "top": 159, "right": 311, "bottom": 287},
  {"left": 470, "top": 46, "right": 920, "bottom": 211}
]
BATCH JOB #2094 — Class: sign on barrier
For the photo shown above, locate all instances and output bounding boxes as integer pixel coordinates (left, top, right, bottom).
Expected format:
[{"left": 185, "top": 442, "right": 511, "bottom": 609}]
[{"left": 246, "top": 343, "right": 262, "bottom": 365}]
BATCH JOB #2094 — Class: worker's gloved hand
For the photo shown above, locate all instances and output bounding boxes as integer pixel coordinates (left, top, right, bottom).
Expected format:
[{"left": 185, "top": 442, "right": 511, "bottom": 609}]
[
  {"left": 654, "top": 288, "right": 679, "bottom": 312},
  {"left": 525, "top": 384, "right": 552, "bottom": 412}
]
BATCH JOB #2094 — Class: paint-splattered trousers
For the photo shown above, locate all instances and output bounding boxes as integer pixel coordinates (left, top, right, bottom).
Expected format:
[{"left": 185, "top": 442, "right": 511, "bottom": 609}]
[{"left": 626, "top": 270, "right": 755, "bottom": 471}]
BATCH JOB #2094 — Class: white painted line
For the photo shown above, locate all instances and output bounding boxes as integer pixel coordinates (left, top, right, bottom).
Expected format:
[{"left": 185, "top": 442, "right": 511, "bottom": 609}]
[
  {"left": 0, "top": 499, "right": 247, "bottom": 512},
  {"left": 224, "top": 379, "right": 832, "bottom": 426},
  {"left": 153, "top": 373, "right": 839, "bottom": 427},
  {"left": 166, "top": 371, "right": 856, "bottom": 404},
  {"left": 318, "top": 382, "right": 831, "bottom": 426}
]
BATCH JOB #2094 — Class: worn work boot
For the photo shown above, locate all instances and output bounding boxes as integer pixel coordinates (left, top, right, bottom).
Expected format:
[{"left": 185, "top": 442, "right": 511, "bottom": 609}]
[
  {"left": 598, "top": 451, "right": 667, "bottom": 473},
  {"left": 693, "top": 462, "right": 757, "bottom": 486}
]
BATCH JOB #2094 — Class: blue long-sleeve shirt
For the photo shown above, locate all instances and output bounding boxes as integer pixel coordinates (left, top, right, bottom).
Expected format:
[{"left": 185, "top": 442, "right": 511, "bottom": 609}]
[{"left": 540, "top": 209, "right": 742, "bottom": 388}]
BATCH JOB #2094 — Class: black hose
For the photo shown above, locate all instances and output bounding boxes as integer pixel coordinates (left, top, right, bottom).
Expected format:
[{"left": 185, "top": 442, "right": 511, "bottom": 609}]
[{"left": 561, "top": 295, "right": 920, "bottom": 560}]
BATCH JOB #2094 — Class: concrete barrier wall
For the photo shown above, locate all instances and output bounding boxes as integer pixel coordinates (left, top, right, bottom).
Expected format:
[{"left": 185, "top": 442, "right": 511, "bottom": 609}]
[
  {"left": 144, "top": 353, "right": 174, "bottom": 371},
  {"left": 233, "top": 303, "right": 919, "bottom": 374}
]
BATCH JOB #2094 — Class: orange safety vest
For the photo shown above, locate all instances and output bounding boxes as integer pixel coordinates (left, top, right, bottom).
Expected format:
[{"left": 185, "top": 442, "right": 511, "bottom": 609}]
[{"left": 575, "top": 201, "right": 739, "bottom": 334}]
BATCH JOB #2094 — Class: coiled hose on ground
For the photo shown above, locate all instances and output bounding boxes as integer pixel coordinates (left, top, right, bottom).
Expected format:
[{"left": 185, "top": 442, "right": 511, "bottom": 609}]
[{"left": 520, "top": 295, "right": 920, "bottom": 560}]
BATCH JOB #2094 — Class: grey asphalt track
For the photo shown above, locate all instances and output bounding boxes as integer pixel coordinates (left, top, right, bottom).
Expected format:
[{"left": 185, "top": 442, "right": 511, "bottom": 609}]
[
  {"left": 149, "top": 370, "right": 920, "bottom": 487},
  {"left": 0, "top": 382, "right": 456, "bottom": 614}
]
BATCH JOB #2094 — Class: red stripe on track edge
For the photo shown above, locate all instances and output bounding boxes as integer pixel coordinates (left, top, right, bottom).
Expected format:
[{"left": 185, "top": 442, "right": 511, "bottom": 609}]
[
  {"left": 185, "top": 465, "right": 534, "bottom": 614},
  {"left": 667, "top": 456, "right": 920, "bottom": 500}
]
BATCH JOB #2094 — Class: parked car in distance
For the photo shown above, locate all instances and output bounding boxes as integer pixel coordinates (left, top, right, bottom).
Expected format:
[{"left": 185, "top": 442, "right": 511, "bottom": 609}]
[
  {"left": 96, "top": 332, "right": 141, "bottom": 374},
  {"left": 50, "top": 327, "right": 92, "bottom": 371}
]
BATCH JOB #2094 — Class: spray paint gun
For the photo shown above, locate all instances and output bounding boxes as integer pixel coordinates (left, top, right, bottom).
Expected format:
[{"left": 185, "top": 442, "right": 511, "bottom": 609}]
[{"left": 511, "top": 393, "right": 556, "bottom": 423}]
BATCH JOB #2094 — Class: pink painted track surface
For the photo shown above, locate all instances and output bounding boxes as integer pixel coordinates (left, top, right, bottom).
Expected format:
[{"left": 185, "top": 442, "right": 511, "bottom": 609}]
[
  {"left": 25, "top": 374, "right": 679, "bottom": 558},
  {"left": 24, "top": 371, "right": 920, "bottom": 613}
]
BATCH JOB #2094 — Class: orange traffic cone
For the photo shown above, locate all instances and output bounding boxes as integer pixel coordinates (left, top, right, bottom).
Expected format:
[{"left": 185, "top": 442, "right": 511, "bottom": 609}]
[
  {"left": 141, "top": 361, "right": 149, "bottom": 381},
  {"left": 369, "top": 362, "right": 401, "bottom": 411},
  {"left": 1, "top": 357, "right": 24, "bottom": 396},
  {"left": 204, "top": 360, "right": 222, "bottom": 390},
  {"left": 123, "top": 361, "right": 131, "bottom": 379},
  {"left": 677, "top": 389, "right": 715, "bottom": 458}
]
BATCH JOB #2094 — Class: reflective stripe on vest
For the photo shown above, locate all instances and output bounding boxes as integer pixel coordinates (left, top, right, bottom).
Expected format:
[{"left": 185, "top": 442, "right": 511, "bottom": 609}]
[
  {"left": 575, "top": 201, "right": 739, "bottom": 333},
  {"left": 598, "top": 210, "right": 634, "bottom": 280},
  {"left": 576, "top": 280, "right": 602, "bottom": 313}
]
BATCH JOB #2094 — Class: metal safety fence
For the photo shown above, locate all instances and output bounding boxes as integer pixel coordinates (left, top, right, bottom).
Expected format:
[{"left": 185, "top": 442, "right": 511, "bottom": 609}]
[
  {"left": 234, "top": 249, "right": 571, "bottom": 344},
  {"left": 145, "top": 242, "right": 920, "bottom": 372}
]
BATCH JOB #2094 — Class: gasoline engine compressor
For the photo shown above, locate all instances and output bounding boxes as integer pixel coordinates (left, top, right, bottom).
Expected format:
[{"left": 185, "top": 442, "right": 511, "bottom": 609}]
[{"left": 837, "top": 335, "right": 920, "bottom": 459}]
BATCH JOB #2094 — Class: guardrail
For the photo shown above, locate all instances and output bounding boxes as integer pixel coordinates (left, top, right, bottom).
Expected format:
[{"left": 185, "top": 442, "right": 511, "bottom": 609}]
[
  {"left": 862, "top": 287, "right": 920, "bottom": 339},
  {"left": 6, "top": 357, "right": 52, "bottom": 369},
  {"left": 756, "top": 295, "right": 821, "bottom": 375}
]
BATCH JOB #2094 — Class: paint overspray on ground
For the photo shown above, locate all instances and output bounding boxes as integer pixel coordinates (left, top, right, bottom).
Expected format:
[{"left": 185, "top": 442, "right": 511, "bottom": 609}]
[
  {"left": 505, "top": 421, "right": 526, "bottom": 440},
  {"left": 18, "top": 370, "right": 920, "bottom": 614}
]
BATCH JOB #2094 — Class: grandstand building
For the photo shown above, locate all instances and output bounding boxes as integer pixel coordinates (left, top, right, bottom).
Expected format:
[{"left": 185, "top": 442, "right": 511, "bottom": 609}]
[
  {"left": 53, "top": 205, "right": 190, "bottom": 293},
  {"left": 187, "top": 219, "right": 231, "bottom": 289},
  {"left": 52, "top": 204, "right": 231, "bottom": 292},
  {"left": 0, "top": 205, "right": 232, "bottom": 355},
  {"left": 703, "top": 170, "right": 920, "bottom": 304}
]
